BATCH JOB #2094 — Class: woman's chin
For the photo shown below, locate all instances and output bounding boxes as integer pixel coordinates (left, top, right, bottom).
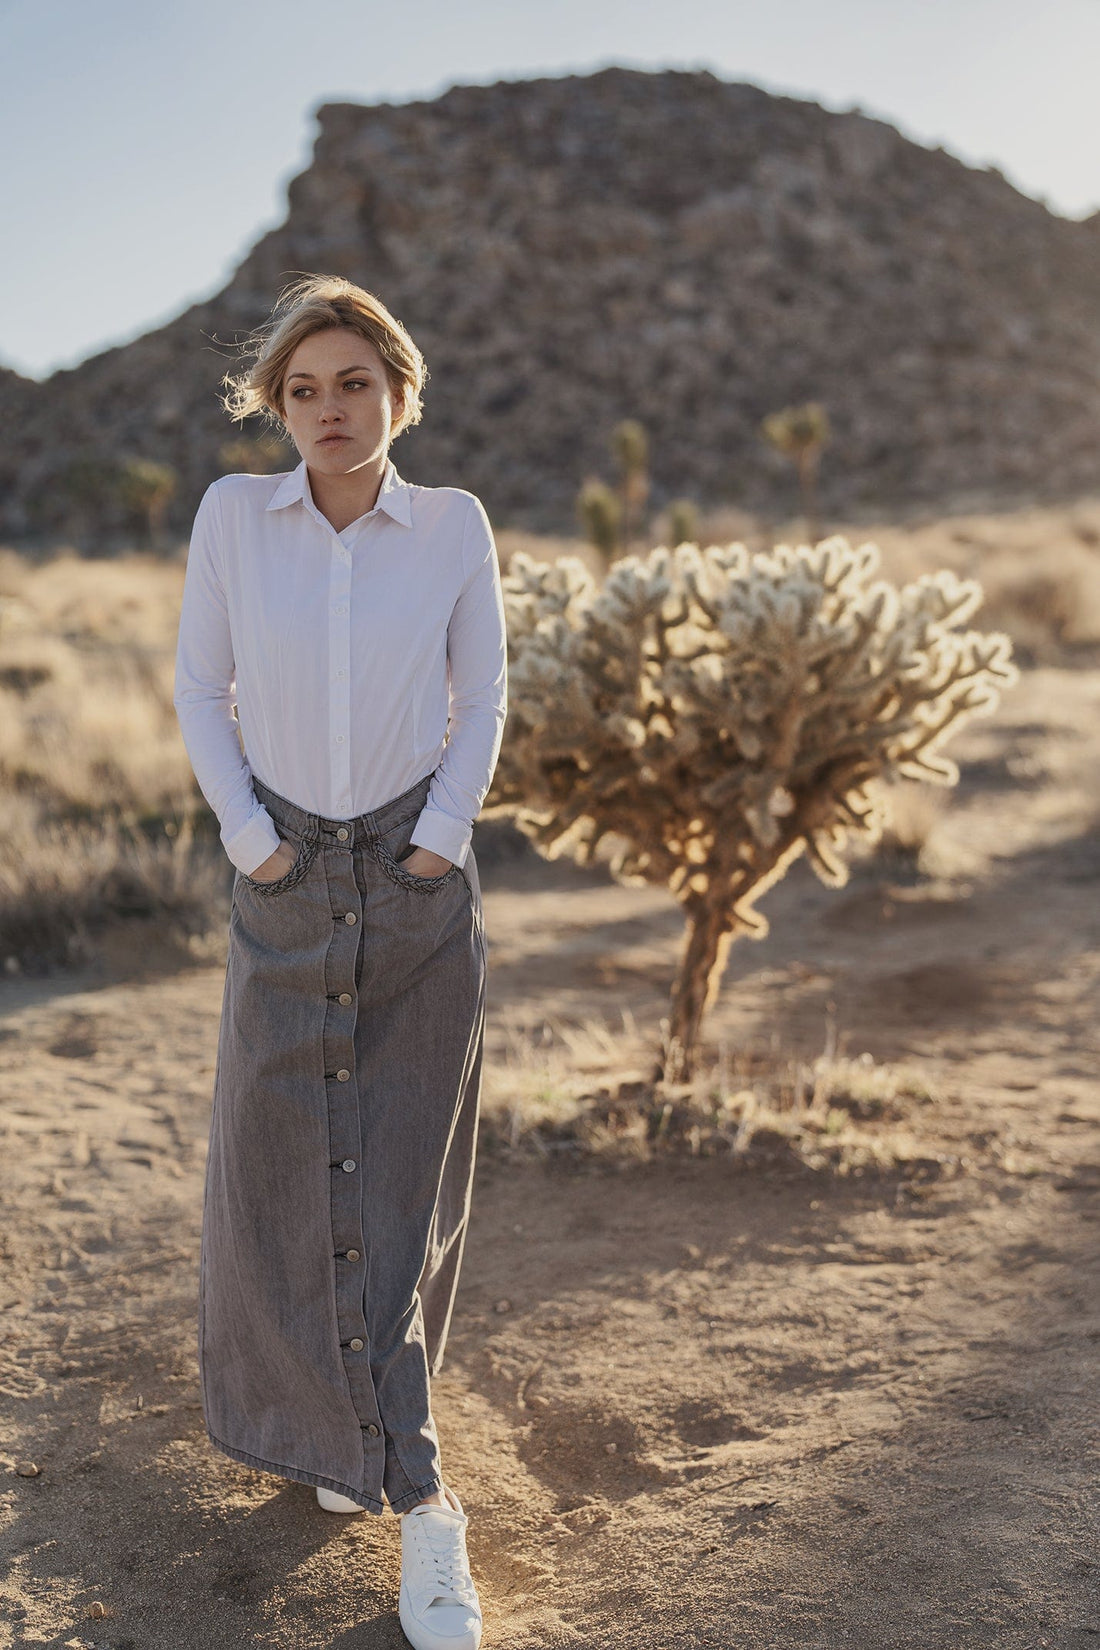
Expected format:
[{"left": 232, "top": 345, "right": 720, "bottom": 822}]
[{"left": 312, "top": 441, "right": 359, "bottom": 469}]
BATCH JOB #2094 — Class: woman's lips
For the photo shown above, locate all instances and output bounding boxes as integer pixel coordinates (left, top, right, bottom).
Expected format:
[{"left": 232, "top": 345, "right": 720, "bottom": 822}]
[{"left": 318, "top": 435, "right": 350, "bottom": 444}]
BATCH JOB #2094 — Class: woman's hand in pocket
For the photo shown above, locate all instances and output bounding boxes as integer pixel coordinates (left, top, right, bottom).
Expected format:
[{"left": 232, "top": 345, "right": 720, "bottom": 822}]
[
  {"left": 247, "top": 838, "right": 298, "bottom": 883},
  {"left": 399, "top": 846, "right": 454, "bottom": 878}
]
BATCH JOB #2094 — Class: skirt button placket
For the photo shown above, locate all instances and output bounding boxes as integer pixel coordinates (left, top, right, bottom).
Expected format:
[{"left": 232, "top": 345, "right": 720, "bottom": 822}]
[{"left": 322, "top": 826, "right": 378, "bottom": 1461}]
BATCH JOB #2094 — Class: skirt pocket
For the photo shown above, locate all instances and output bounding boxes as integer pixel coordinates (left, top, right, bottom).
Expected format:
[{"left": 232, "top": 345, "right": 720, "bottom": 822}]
[
  {"left": 371, "top": 812, "right": 458, "bottom": 894},
  {"left": 239, "top": 831, "right": 320, "bottom": 897}
]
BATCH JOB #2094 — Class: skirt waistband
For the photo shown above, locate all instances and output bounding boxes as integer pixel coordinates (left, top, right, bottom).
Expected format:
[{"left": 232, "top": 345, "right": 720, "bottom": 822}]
[{"left": 251, "top": 770, "right": 434, "bottom": 846}]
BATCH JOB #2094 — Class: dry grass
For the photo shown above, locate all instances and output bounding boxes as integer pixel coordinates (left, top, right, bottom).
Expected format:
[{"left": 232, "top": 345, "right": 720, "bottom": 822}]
[
  {"left": 480, "top": 1005, "right": 959, "bottom": 1186},
  {"left": 828, "top": 495, "right": 1100, "bottom": 666},
  {"left": 0, "top": 547, "right": 227, "bottom": 975}
]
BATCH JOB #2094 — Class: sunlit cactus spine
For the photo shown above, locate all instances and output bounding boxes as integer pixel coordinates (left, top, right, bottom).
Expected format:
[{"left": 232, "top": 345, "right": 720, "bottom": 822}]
[{"left": 492, "top": 534, "right": 1018, "bottom": 1085}]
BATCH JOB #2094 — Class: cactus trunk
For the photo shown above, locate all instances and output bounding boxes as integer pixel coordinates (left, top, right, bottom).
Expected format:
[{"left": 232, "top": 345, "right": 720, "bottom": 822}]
[{"left": 659, "top": 896, "right": 738, "bottom": 1084}]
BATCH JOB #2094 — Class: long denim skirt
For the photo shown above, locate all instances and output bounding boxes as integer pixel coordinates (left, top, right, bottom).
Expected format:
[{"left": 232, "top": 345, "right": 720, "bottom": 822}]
[{"left": 198, "top": 768, "right": 487, "bottom": 1515}]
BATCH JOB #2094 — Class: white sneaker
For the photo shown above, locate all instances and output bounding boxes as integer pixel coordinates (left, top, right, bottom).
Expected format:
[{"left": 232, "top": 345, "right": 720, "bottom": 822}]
[
  {"left": 316, "top": 1485, "right": 366, "bottom": 1513},
  {"left": 399, "top": 1487, "right": 482, "bottom": 1650}
]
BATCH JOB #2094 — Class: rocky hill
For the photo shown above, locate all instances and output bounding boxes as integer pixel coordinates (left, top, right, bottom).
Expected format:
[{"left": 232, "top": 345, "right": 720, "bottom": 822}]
[{"left": 4, "top": 65, "right": 1100, "bottom": 545}]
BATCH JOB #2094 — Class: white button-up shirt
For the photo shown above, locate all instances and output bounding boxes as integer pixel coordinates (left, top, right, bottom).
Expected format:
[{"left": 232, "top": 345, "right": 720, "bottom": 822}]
[{"left": 173, "top": 454, "right": 508, "bottom": 876}]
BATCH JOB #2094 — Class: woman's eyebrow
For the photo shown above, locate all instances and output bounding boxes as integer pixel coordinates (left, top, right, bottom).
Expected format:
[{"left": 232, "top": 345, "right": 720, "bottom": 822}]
[{"left": 286, "top": 364, "right": 372, "bottom": 381}]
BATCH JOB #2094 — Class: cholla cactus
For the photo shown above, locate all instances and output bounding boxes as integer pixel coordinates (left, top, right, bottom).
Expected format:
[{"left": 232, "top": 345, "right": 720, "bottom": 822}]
[{"left": 494, "top": 535, "right": 1018, "bottom": 1084}]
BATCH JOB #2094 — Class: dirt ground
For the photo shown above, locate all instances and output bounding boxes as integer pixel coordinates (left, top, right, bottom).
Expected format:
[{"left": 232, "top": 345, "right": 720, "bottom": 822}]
[{"left": 1, "top": 665, "right": 1097, "bottom": 1649}]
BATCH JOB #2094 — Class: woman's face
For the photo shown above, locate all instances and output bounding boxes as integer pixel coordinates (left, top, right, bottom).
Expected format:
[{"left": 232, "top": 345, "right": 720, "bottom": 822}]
[{"left": 279, "top": 325, "right": 405, "bottom": 477}]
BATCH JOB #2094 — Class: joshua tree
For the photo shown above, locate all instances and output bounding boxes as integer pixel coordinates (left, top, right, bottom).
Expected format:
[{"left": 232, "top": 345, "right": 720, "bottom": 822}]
[
  {"left": 667, "top": 498, "right": 700, "bottom": 547},
  {"left": 577, "top": 421, "right": 652, "bottom": 565},
  {"left": 55, "top": 454, "right": 176, "bottom": 548},
  {"left": 576, "top": 477, "right": 622, "bottom": 569},
  {"left": 761, "top": 401, "right": 830, "bottom": 543},
  {"left": 492, "top": 536, "right": 1017, "bottom": 1085},
  {"left": 118, "top": 458, "right": 178, "bottom": 547},
  {"left": 219, "top": 435, "right": 295, "bottom": 474},
  {"left": 612, "top": 419, "right": 650, "bottom": 554},
  {"left": 57, "top": 457, "right": 116, "bottom": 541}
]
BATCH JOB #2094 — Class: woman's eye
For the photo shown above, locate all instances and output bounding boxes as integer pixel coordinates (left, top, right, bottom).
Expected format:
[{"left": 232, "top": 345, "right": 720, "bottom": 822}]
[{"left": 288, "top": 380, "right": 366, "bottom": 398}]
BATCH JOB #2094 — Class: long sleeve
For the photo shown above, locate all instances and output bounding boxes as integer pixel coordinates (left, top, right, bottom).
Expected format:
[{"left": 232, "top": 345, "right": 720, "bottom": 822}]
[
  {"left": 408, "top": 495, "right": 508, "bottom": 868},
  {"left": 173, "top": 481, "right": 283, "bottom": 876}
]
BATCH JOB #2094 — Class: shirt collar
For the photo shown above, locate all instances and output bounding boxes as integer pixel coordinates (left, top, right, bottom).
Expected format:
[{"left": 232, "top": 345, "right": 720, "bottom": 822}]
[{"left": 264, "top": 454, "right": 413, "bottom": 528}]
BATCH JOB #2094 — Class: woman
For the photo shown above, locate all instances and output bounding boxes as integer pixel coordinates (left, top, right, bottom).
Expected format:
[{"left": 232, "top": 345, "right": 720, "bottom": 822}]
[{"left": 173, "top": 273, "right": 507, "bottom": 1650}]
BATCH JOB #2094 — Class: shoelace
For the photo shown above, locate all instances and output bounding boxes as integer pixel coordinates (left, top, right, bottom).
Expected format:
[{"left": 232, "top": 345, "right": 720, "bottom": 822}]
[{"left": 407, "top": 1510, "right": 478, "bottom": 1607}]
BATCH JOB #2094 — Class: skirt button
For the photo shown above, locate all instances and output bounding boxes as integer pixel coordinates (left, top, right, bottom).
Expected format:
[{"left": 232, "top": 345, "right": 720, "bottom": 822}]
[
  {"left": 349, "top": 1338, "right": 364, "bottom": 1352},
  {"left": 336, "top": 827, "right": 350, "bottom": 841},
  {"left": 338, "top": 992, "right": 353, "bottom": 1006},
  {"left": 344, "top": 912, "right": 358, "bottom": 925},
  {"left": 346, "top": 1249, "right": 361, "bottom": 1262},
  {"left": 336, "top": 1068, "right": 351, "bottom": 1082}
]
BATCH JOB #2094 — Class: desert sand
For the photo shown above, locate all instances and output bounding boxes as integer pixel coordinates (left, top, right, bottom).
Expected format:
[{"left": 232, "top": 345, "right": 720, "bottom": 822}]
[{"left": 1, "top": 659, "right": 1097, "bottom": 1648}]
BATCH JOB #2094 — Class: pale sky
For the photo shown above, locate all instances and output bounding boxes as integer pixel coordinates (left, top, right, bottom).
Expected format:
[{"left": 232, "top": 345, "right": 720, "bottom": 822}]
[{"left": 3, "top": 0, "right": 1097, "bottom": 380}]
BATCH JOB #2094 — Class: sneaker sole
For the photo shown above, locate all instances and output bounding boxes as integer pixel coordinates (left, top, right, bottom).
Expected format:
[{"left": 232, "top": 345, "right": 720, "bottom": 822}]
[{"left": 316, "top": 1485, "right": 366, "bottom": 1513}]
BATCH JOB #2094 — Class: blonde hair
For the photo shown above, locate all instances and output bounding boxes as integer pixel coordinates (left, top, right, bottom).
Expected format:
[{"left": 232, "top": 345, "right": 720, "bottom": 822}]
[{"left": 220, "top": 273, "right": 427, "bottom": 440}]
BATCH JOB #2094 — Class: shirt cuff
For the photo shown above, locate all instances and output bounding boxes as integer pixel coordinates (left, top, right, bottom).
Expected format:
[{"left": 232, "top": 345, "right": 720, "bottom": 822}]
[
  {"left": 222, "top": 807, "right": 283, "bottom": 877},
  {"left": 408, "top": 807, "right": 472, "bottom": 869}
]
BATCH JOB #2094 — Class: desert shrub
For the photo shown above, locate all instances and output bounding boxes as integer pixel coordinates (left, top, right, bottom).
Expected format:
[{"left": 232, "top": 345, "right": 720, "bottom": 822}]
[
  {"left": 0, "top": 552, "right": 219, "bottom": 973},
  {"left": 0, "top": 796, "right": 225, "bottom": 975},
  {"left": 492, "top": 534, "right": 1018, "bottom": 1081}
]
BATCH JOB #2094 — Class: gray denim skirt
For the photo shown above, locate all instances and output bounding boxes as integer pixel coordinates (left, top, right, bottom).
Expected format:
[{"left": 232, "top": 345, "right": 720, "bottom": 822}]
[{"left": 198, "top": 768, "right": 487, "bottom": 1515}]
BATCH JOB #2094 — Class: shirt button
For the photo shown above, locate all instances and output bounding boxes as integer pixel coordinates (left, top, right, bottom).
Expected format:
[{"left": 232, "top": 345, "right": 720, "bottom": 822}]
[
  {"left": 349, "top": 1338, "right": 364, "bottom": 1352},
  {"left": 338, "top": 992, "right": 353, "bottom": 1005},
  {"left": 336, "top": 827, "right": 350, "bottom": 841},
  {"left": 335, "top": 734, "right": 345, "bottom": 744},
  {"left": 342, "top": 1158, "right": 356, "bottom": 1172},
  {"left": 344, "top": 912, "right": 357, "bottom": 925},
  {"left": 336, "top": 1068, "right": 351, "bottom": 1082},
  {"left": 346, "top": 1249, "right": 361, "bottom": 1262},
  {"left": 365, "top": 1423, "right": 380, "bottom": 1437}
]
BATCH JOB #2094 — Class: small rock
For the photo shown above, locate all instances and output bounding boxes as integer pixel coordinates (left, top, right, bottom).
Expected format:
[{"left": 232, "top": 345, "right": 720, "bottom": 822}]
[
  {"left": 494, "top": 1299, "right": 512, "bottom": 1314},
  {"left": 15, "top": 1460, "right": 40, "bottom": 1477},
  {"left": 604, "top": 1442, "right": 618, "bottom": 1454},
  {"left": 86, "top": 1599, "right": 109, "bottom": 1618}
]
